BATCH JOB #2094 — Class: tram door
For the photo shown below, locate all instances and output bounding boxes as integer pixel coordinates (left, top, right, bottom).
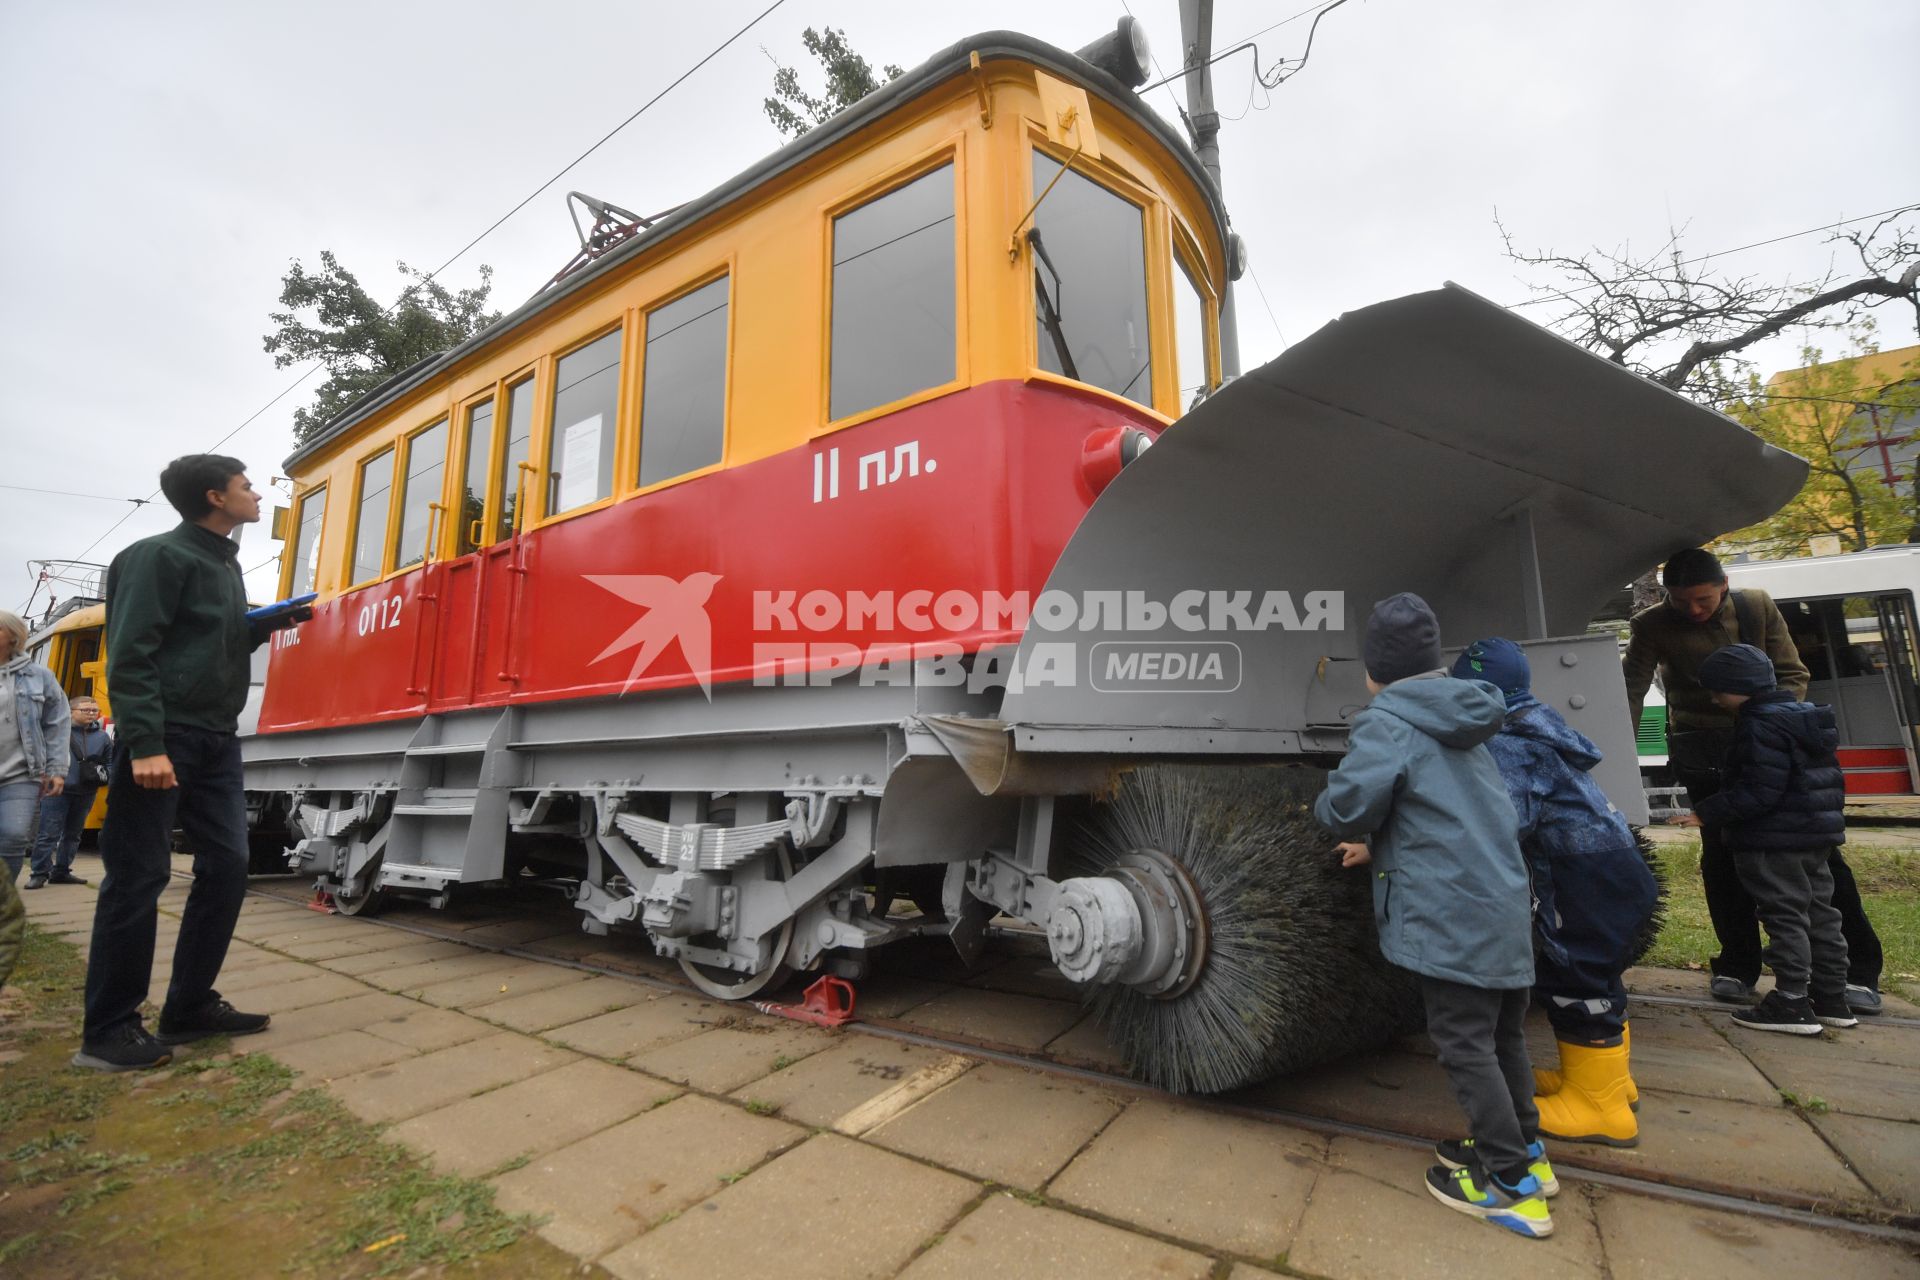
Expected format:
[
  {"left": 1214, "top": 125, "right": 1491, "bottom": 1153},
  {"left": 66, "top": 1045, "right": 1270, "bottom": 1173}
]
[
  {"left": 430, "top": 384, "right": 533, "bottom": 710},
  {"left": 1873, "top": 592, "right": 1920, "bottom": 790}
]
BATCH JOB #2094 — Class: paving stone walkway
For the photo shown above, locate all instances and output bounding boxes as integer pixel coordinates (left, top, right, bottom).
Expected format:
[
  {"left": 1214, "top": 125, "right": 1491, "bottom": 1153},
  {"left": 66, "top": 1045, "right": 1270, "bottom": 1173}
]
[{"left": 20, "top": 859, "right": 1920, "bottom": 1280}]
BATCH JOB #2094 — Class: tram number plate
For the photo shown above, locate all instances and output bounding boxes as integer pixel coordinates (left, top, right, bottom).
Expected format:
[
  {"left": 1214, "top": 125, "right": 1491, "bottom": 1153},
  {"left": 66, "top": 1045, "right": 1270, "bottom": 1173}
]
[{"left": 356, "top": 596, "right": 403, "bottom": 637}]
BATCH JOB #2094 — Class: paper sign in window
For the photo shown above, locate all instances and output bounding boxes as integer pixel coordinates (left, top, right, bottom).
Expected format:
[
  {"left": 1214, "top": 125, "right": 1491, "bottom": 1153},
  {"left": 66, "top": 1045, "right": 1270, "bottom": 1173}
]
[{"left": 556, "top": 413, "right": 603, "bottom": 513}]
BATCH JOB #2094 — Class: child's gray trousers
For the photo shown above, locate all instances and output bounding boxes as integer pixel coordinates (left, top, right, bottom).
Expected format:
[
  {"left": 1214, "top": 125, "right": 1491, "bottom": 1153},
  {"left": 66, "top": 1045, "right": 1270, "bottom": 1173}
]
[
  {"left": 1421, "top": 976, "right": 1538, "bottom": 1180},
  {"left": 1731, "top": 846, "right": 1849, "bottom": 999}
]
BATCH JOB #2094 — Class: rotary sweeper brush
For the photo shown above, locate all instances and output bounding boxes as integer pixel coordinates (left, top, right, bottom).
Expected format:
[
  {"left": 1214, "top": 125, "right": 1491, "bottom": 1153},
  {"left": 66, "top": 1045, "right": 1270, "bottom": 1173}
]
[{"left": 1071, "top": 764, "right": 1422, "bottom": 1094}]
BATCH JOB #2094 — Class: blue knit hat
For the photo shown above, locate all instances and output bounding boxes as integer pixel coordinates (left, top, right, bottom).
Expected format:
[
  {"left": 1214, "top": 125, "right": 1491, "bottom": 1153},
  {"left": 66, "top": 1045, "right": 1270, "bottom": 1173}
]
[
  {"left": 1697, "top": 643, "right": 1777, "bottom": 695},
  {"left": 1451, "top": 637, "right": 1530, "bottom": 702},
  {"left": 1363, "top": 592, "right": 1444, "bottom": 684}
]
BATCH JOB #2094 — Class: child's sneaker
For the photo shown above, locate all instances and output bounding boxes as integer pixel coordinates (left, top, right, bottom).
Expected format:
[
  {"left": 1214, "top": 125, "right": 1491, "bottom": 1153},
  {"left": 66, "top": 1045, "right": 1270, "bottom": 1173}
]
[
  {"left": 1434, "top": 1137, "right": 1559, "bottom": 1197},
  {"left": 1731, "top": 990, "right": 1822, "bottom": 1035},
  {"left": 1425, "top": 1164, "right": 1554, "bottom": 1238},
  {"left": 1811, "top": 993, "right": 1858, "bottom": 1029}
]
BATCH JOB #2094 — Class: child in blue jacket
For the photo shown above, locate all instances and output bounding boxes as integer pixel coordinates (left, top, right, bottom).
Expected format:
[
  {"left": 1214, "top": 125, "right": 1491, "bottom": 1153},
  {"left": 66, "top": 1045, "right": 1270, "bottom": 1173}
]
[
  {"left": 1453, "top": 638, "right": 1659, "bottom": 1149},
  {"left": 1314, "top": 594, "right": 1552, "bottom": 1240}
]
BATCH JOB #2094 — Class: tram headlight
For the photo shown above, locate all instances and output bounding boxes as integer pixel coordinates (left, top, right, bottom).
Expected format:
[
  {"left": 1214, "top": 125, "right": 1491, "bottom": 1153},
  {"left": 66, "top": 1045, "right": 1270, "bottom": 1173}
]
[
  {"left": 1077, "top": 15, "right": 1152, "bottom": 89},
  {"left": 1080, "top": 424, "right": 1156, "bottom": 500}
]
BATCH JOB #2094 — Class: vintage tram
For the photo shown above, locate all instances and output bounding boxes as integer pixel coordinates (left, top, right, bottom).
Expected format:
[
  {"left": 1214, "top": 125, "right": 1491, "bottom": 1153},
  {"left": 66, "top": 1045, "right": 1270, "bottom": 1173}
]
[{"left": 244, "top": 28, "right": 1803, "bottom": 1089}]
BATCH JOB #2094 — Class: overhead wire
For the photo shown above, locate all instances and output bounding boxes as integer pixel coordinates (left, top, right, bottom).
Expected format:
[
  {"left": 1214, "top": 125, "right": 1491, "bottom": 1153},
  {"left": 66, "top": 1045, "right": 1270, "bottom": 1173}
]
[
  {"left": 1247, "top": 267, "right": 1289, "bottom": 351},
  {"left": 1218, "top": 0, "right": 1346, "bottom": 52},
  {"left": 1, "top": 482, "right": 154, "bottom": 505},
  {"left": 46, "top": 0, "right": 789, "bottom": 586}
]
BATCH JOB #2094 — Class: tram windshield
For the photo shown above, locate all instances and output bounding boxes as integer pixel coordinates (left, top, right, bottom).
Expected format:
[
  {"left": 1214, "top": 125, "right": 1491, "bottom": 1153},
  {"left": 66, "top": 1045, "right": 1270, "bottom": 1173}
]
[{"left": 1030, "top": 153, "right": 1153, "bottom": 407}]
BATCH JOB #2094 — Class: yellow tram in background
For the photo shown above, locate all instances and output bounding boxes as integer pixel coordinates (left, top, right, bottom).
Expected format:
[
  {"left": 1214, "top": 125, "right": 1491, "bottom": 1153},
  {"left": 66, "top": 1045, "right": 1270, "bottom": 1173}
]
[{"left": 26, "top": 601, "right": 111, "bottom": 835}]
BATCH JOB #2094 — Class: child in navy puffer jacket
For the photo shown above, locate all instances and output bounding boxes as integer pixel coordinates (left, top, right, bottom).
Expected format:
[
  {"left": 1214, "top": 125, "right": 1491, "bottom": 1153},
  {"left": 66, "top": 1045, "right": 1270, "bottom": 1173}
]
[
  {"left": 1453, "top": 638, "right": 1658, "bottom": 1150},
  {"left": 1682, "top": 643, "right": 1852, "bottom": 1035}
]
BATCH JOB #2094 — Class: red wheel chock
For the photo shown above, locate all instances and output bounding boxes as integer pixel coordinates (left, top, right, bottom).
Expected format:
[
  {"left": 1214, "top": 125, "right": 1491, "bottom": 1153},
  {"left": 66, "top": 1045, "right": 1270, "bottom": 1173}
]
[
  {"left": 754, "top": 975, "right": 856, "bottom": 1027},
  {"left": 306, "top": 886, "right": 338, "bottom": 914}
]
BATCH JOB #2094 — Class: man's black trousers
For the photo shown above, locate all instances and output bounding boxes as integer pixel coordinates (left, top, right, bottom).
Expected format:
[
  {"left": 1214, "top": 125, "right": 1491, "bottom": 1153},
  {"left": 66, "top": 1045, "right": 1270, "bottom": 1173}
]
[{"left": 83, "top": 726, "right": 249, "bottom": 1040}]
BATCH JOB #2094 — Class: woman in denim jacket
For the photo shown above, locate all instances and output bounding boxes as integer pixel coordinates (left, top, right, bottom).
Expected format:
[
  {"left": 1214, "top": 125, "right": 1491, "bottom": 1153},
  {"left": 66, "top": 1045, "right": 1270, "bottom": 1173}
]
[{"left": 0, "top": 609, "right": 70, "bottom": 882}]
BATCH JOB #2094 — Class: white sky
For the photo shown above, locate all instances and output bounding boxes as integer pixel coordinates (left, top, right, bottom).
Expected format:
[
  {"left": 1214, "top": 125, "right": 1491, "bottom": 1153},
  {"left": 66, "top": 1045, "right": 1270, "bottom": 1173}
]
[{"left": 3, "top": 0, "right": 1915, "bottom": 614}]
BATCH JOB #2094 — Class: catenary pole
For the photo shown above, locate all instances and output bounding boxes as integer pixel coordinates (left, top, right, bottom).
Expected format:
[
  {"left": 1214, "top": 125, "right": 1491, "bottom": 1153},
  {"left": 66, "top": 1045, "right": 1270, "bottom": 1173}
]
[{"left": 1178, "top": 0, "right": 1241, "bottom": 377}]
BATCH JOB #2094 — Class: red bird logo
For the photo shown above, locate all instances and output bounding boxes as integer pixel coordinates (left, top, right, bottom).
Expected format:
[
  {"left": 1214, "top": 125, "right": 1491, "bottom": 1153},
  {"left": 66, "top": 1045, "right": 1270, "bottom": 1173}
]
[{"left": 585, "top": 572, "right": 723, "bottom": 698}]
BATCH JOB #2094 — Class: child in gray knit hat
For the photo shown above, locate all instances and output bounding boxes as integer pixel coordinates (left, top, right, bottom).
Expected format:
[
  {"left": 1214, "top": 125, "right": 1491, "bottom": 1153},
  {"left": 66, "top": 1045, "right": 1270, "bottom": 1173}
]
[{"left": 1313, "top": 593, "right": 1551, "bottom": 1237}]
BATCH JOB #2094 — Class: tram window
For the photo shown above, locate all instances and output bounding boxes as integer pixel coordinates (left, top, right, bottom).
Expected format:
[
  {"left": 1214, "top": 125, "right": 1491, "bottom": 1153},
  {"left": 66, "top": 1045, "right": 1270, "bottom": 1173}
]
[
  {"left": 830, "top": 164, "right": 956, "bottom": 420},
  {"left": 1031, "top": 154, "right": 1152, "bottom": 407},
  {"left": 351, "top": 448, "right": 394, "bottom": 585},
  {"left": 640, "top": 277, "right": 728, "bottom": 486},
  {"left": 394, "top": 418, "right": 448, "bottom": 569},
  {"left": 497, "top": 376, "right": 534, "bottom": 539},
  {"left": 1174, "top": 257, "right": 1210, "bottom": 411},
  {"left": 547, "top": 328, "right": 622, "bottom": 514},
  {"left": 286, "top": 484, "right": 327, "bottom": 597},
  {"left": 455, "top": 398, "right": 493, "bottom": 555}
]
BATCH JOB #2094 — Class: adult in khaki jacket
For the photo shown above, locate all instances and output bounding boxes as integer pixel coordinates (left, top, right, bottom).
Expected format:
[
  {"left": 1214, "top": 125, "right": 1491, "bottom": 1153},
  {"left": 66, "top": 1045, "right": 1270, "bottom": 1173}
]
[{"left": 1623, "top": 549, "right": 1883, "bottom": 1013}]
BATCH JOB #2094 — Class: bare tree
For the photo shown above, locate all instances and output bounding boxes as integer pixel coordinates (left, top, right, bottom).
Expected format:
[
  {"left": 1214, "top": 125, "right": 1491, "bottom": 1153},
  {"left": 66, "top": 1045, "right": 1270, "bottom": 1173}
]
[
  {"left": 1502, "top": 210, "right": 1920, "bottom": 608},
  {"left": 1500, "top": 210, "right": 1920, "bottom": 401}
]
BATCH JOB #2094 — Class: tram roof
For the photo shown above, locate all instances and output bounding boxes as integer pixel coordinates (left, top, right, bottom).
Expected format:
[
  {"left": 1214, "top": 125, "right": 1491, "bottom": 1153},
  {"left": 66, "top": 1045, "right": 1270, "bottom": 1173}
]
[
  {"left": 1725, "top": 544, "right": 1920, "bottom": 601},
  {"left": 285, "top": 31, "right": 1229, "bottom": 471}
]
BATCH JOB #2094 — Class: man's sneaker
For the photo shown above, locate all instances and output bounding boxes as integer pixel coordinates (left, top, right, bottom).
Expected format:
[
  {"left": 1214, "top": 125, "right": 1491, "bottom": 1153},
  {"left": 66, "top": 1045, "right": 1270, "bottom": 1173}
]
[
  {"left": 1425, "top": 1164, "right": 1554, "bottom": 1238},
  {"left": 72, "top": 1024, "right": 173, "bottom": 1073},
  {"left": 25, "top": 874, "right": 47, "bottom": 890},
  {"left": 1709, "top": 975, "right": 1756, "bottom": 1003},
  {"left": 156, "top": 1000, "right": 271, "bottom": 1045},
  {"left": 1434, "top": 1137, "right": 1559, "bottom": 1197},
  {"left": 1812, "top": 993, "right": 1859, "bottom": 1029},
  {"left": 1732, "top": 990, "right": 1822, "bottom": 1035},
  {"left": 1845, "top": 984, "right": 1883, "bottom": 1016},
  {"left": 48, "top": 872, "right": 87, "bottom": 885}
]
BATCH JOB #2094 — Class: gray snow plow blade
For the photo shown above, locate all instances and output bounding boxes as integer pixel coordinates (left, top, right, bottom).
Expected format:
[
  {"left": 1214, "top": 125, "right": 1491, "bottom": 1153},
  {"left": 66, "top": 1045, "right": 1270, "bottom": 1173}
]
[{"left": 982, "top": 283, "right": 1806, "bottom": 780}]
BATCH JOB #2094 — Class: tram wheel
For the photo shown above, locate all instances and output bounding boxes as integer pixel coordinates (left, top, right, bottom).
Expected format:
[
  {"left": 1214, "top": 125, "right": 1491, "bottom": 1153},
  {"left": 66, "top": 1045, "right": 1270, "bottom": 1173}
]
[
  {"left": 334, "top": 855, "right": 387, "bottom": 918},
  {"left": 678, "top": 844, "right": 795, "bottom": 1000}
]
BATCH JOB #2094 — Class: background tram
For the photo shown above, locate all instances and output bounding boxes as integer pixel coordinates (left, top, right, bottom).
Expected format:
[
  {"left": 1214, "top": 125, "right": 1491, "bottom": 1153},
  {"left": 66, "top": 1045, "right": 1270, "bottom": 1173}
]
[
  {"left": 26, "top": 599, "right": 111, "bottom": 839},
  {"left": 1637, "top": 545, "right": 1920, "bottom": 809}
]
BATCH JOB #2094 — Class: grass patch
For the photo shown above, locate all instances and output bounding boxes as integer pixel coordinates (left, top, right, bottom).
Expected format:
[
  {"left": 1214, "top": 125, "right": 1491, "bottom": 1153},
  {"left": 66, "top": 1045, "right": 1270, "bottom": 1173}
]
[
  {"left": 1640, "top": 837, "right": 1920, "bottom": 998},
  {"left": 0, "top": 923, "right": 586, "bottom": 1278}
]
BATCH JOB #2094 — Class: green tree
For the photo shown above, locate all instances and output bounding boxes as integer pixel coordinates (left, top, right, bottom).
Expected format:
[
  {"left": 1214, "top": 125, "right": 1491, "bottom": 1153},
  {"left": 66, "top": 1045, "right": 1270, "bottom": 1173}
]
[
  {"left": 264, "top": 252, "right": 502, "bottom": 443},
  {"left": 763, "top": 27, "right": 903, "bottom": 139},
  {"left": 1717, "top": 331, "right": 1920, "bottom": 556}
]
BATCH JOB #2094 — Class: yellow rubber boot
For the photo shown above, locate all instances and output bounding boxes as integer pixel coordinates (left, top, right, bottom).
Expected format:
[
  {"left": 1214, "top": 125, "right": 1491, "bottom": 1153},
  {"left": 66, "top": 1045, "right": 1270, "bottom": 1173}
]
[
  {"left": 1534, "top": 1023, "right": 1637, "bottom": 1111},
  {"left": 1535, "top": 1039, "right": 1638, "bottom": 1147}
]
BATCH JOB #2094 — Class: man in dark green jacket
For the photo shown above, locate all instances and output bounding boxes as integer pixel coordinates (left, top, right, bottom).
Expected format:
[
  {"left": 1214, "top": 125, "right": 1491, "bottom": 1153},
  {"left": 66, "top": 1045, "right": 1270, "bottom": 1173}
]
[
  {"left": 1622, "top": 548, "right": 1882, "bottom": 1014},
  {"left": 76, "top": 454, "right": 307, "bottom": 1071}
]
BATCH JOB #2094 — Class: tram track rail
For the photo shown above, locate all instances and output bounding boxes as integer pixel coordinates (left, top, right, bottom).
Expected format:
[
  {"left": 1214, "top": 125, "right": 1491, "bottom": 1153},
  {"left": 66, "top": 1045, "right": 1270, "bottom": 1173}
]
[{"left": 231, "top": 874, "right": 1920, "bottom": 1248}]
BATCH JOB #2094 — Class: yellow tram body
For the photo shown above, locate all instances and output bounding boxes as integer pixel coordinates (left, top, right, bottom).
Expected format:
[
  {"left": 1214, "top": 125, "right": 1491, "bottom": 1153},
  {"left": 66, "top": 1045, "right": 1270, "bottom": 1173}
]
[
  {"left": 26, "top": 602, "right": 110, "bottom": 832},
  {"left": 274, "top": 52, "right": 1227, "bottom": 604}
]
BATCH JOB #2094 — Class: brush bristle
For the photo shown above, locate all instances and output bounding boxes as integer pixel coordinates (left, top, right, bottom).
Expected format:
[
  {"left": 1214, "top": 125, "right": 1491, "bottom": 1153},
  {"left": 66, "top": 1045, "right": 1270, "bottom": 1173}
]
[
  {"left": 1071, "top": 764, "right": 1422, "bottom": 1094},
  {"left": 1624, "top": 826, "right": 1670, "bottom": 967}
]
